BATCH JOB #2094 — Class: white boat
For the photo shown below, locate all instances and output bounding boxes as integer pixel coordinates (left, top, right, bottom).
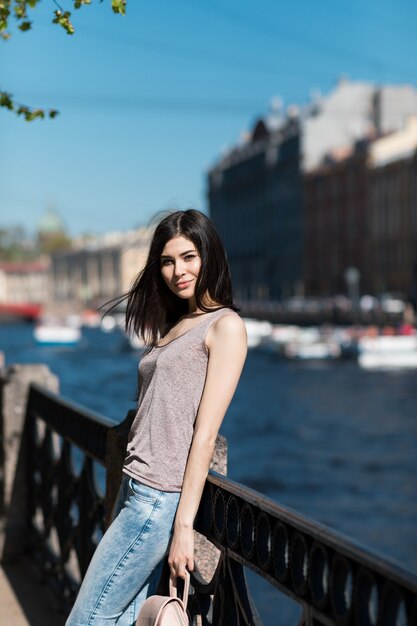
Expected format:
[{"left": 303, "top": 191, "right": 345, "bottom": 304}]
[
  {"left": 358, "top": 335, "right": 417, "bottom": 369},
  {"left": 243, "top": 318, "right": 273, "bottom": 349},
  {"left": 285, "top": 341, "right": 341, "bottom": 360},
  {"left": 101, "top": 315, "right": 117, "bottom": 332},
  {"left": 284, "top": 327, "right": 341, "bottom": 361},
  {"left": 34, "top": 323, "right": 81, "bottom": 346},
  {"left": 259, "top": 325, "right": 300, "bottom": 354},
  {"left": 101, "top": 312, "right": 125, "bottom": 332}
]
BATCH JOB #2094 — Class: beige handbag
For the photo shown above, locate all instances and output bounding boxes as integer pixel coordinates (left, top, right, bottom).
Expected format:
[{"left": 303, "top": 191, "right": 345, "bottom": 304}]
[{"left": 136, "top": 570, "right": 190, "bottom": 626}]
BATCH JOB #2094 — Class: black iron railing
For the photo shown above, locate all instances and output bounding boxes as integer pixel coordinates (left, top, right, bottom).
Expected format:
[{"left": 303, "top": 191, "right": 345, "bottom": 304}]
[
  {"left": 25, "top": 383, "right": 417, "bottom": 625},
  {"left": 26, "top": 383, "right": 117, "bottom": 603},
  {"left": 193, "top": 475, "right": 417, "bottom": 625}
]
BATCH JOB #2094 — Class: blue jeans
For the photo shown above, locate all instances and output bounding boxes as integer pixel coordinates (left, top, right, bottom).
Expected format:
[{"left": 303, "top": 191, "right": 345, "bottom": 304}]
[{"left": 66, "top": 474, "right": 180, "bottom": 626}]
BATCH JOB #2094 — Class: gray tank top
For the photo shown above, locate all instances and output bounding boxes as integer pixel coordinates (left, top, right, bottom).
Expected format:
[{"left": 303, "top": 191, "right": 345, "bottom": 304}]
[{"left": 123, "top": 307, "right": 238, "bottom": 492}]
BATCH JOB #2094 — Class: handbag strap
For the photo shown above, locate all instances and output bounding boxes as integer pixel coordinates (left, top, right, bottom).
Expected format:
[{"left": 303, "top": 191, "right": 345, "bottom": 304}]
[{"left": 169, "top": 570, "right": 190, "bottom": 610}]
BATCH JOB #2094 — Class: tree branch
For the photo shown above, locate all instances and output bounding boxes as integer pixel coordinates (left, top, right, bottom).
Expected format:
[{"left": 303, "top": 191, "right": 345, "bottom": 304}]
[{"left": 0, "top": 0, "right": 127, "bottom": 121}]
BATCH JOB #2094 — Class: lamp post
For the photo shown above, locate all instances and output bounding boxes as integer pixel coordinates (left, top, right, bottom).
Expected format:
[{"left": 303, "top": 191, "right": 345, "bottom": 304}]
[{"left": 344, "top": 266, "right": 360, "bottom": 312}]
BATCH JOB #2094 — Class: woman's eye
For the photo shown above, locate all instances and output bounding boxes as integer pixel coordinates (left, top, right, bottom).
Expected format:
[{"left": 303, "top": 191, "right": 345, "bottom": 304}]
[
  {"left": 184, "top": 254, "right": 196, "bottom": 261},
  {"left": 161, "top": 259, "right": 173, "bottom": 266}
]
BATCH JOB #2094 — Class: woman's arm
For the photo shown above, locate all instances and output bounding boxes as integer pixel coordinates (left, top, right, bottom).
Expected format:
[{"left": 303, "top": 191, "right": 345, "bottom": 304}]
[{"left": 168, "top": 313, "right": 247, "bottom": 579}]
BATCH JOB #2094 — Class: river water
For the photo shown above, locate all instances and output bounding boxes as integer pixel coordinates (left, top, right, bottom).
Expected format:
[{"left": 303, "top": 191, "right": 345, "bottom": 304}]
[{"left": 1, "top": 322, "right": 416, "bottom": 625}]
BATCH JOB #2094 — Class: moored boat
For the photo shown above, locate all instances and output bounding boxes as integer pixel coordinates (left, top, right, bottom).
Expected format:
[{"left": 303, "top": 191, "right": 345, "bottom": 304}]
[
  {"left": 34, "top": 320, "right": 81, "bottom": 346},
  {"left": 284, "top": 327, "right": 341, "bottom": 361},
  {"left": 358, "top": 335, "right": 417, "bottom": 369},
  {"left": 243, "top": 318, "right": 273, "bottom": 348}
]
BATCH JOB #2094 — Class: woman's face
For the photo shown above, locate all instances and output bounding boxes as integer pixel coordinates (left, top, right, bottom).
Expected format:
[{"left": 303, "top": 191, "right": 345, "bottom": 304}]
[{"left": 160, "top": 236, "right": 201, "bottom": 301}]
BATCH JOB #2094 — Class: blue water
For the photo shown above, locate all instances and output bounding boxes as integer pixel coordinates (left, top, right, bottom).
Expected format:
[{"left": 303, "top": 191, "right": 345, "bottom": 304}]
[{"left": 1, "top": 323, "right": 416, "bottom": 625}]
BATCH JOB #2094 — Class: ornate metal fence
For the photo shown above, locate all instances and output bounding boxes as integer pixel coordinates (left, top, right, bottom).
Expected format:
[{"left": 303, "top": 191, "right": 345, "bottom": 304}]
[
  {"left": 25, "top": 383, "right": 417, "bottom": 625},
  {"left": 25, "top": 383, "right": 117, "bottom": 603}
]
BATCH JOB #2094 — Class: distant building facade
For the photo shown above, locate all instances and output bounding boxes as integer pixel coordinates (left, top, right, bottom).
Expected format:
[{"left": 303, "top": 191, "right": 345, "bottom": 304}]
[
  {"left": 304, "top": 117, "right": 417, "bottom": 300},
  {"left": 367, "top": 118, "right": 417, "bottom": 300},
  {"left": 208, "top": 79, "right": 417, "bottom": 301},
  {"left": 209, "top": 118, "right": 302, "bottom": 300},
  {"left": 51, "top": 228, "right": 153, "bottom": 306},
  {"left": 302, "top": 81, "right": 417, "bottom": 172},
  {"left": 304, "top": 143, "right": 369, "bottom": 295},
  {"left": 0, "top": 260, "right": 50, "bottom": 304}
]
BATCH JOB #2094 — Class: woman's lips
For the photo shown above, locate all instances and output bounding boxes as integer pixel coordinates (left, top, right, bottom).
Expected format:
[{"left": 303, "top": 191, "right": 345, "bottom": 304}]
[{"left": 175, "top": 280, "right": 192, "bottom": 289}]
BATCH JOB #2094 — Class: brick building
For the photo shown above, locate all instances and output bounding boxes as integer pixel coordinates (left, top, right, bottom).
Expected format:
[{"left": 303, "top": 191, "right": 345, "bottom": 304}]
[
  {"left": 304, "top": 117, "right": 417, "bottom": 300},
  {"left": 367, "top": 118, "right": 417, "bottom": 300},
  {"left": 304, "top": 143, "right": 369, "bottom": 295}
]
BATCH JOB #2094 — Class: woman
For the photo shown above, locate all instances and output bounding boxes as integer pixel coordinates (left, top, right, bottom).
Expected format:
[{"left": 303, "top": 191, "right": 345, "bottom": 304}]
[{"left": 66, "top": 209, "right": 247, "bottom": 625}]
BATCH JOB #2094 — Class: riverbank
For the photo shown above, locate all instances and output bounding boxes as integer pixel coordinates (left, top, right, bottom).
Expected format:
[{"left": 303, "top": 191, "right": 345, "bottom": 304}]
[{"left": 1, "top": 322, "right": 416, "bottom": 623}]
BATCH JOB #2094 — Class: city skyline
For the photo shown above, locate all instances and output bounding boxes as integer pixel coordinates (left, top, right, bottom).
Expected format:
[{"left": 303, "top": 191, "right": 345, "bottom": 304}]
[{"left": 2, "top": 0, "right": 417, "bottom": 235}]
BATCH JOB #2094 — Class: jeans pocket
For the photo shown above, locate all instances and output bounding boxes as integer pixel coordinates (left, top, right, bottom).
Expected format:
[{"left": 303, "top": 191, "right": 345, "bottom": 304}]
[{"left": 128, "top": 477, "right": 161, "bottom": 504}]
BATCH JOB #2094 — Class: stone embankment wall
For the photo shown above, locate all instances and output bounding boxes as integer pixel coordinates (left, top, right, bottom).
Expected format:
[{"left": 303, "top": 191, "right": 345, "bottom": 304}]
[{"left": 0, "top": 364, "right": 59, "bottom": 561}]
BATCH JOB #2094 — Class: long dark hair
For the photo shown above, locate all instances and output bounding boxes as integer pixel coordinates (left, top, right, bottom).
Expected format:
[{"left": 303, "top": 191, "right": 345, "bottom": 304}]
[{"left": 125, "top": 209, "right": 238, "bottom": 347}]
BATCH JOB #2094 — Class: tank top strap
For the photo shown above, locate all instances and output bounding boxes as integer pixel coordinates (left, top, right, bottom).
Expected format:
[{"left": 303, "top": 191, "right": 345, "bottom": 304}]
[{"left": 199, "top": 307, "right": 238, "bottom": 345}]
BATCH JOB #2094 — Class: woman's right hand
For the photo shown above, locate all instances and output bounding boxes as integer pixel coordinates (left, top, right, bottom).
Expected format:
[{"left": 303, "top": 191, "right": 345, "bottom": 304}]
[{"left": 168, "top": 523, "right": 194, "bottom": 580}]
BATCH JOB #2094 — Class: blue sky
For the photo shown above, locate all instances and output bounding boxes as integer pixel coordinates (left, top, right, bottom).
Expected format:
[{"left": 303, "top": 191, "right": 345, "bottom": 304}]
[{"left": 2, "top": 0, "right": 417, "bottom": 235}]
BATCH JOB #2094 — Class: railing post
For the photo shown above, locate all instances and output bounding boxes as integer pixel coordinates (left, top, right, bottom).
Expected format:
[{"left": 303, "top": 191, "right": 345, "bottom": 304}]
[{"left": 0, "top": 364, "right": 59, "bottom": 562}]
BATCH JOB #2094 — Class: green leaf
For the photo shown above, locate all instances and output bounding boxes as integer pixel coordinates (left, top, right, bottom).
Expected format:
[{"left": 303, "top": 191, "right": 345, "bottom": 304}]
[
  {"left": 112, "top": 0, "right": 126, "bottom": 15},
  {"left": 32, "top": 109, "right": 45, "bottom": 119},
  {"left": 18, "top": 20, "right": 32, "bottom": 31},
  {"left": 0, "top": 91, "right": 14, "bottom": 110},
  {"left": 14, "top": 5, "right": 26, "bottom": 19},
  {"left": 52, "top": 9, "right": 75, "bottom": 35},
  {"left": 4, "top": 98, "right": 59, "bottom": 122},
  {"left": 16, "top": 105, "right": 29, "bottom": 116},
  {"left": 15, "top": 104, "right": 47, "bottom": 122},
  {"left": 1, "top": 0, "right": 127, "bottom": 120}
]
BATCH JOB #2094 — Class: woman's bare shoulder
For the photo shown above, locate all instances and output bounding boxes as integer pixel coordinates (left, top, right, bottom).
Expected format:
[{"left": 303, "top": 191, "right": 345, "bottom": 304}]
[{"left": 206, "top": 312, "right": 247, "bottom": 349}]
